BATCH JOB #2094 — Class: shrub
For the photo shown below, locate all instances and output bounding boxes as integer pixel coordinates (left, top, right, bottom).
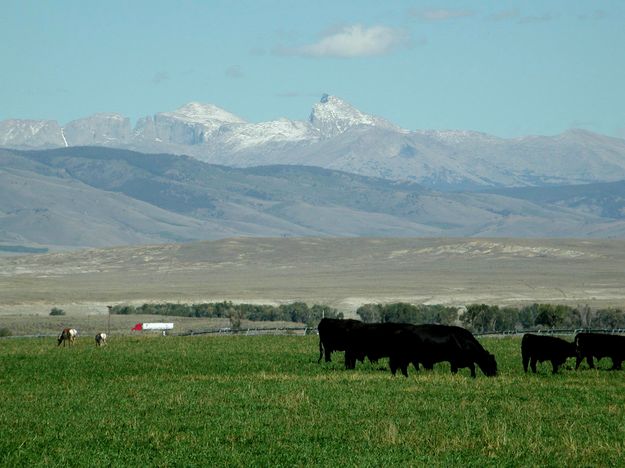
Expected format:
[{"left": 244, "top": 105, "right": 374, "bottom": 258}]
[
  {"left": 592, "top": 308, "right": 625, "bottom": 329},
  {"left": 0, "top": 327, "right": 11, "bottom": 337},
  {"left": 357, "top": 303, "right": 459, "bottom": 326},
  {"left": 49, "top": 307, "right": 65, "bottom": 316},
  {"left": 357, "top": 304, "right": 382, "bottom": 323}
]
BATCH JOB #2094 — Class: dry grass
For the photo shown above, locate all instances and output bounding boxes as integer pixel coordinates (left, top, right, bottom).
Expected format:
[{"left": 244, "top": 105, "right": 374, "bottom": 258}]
[{"left": 1, "top": 237, "right": 625, "bottom": 319}]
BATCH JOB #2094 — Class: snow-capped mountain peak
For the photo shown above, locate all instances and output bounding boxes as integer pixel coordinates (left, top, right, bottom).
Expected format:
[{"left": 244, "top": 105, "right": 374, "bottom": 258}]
[
  {"left": 309, "top": 94, "right": 399, "bottom": 137},
  {"left": 161, "top": 102, "right": 247, "bottom": 126}
]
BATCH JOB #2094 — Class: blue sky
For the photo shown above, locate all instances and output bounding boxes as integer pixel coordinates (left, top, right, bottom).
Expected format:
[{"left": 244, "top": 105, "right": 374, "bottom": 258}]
[{"left": 2, "top": 0, "right": 624, "bottom": 138}]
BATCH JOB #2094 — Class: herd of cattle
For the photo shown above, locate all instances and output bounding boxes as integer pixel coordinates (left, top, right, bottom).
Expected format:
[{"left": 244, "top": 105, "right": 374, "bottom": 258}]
[
  {"left": 55, "top": 319, "right": 625, "bottom": 375},
  {"left": 317, "top": 318, "right": 625, "bottom": 377}
]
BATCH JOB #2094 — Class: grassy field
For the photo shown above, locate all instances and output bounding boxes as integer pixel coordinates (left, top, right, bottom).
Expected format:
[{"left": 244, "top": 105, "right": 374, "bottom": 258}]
[{"left": 1, "top": 335, "right": 624, "bottom": 466}]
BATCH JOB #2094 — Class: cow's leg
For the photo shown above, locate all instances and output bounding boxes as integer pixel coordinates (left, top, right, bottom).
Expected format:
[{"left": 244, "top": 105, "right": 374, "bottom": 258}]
[
  {"left": 610, "top": 359, "right": 622, "bottom": 371},
  {"left": 345, "top": 351, "right": 355, "bottom": 370},
  {"left": 530, "top": 357, "right": 537, "bottom": 373},
  {"left": 522, "top": 354, "right": 529, "bottom": 373},
  {"left": 575, "top": 355, "right": 583, "bottom": 370},
  {"left": 468, "top": 363, "right": 476, "bottom": 378},
  {"left": 551, "top": 360, "right": 560, "bottom": 374},
  {"left": 450, "top": 362, "right": 458, "bottom": 374},
  {"left": 586, "top": 355, "right": 595, "bottom": 369},
  {"left": 389, "top": 357, "right": 398, "bottom": 376},
  {"left": 318, "top": 342, "right": 323, "bottom": 363},
  {"left": 400, "top": 363, "right": 409, "bottom": 378}
]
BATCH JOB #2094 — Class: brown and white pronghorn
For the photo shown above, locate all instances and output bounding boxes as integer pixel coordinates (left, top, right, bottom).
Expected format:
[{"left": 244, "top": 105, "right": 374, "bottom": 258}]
[
  {"left": 58, "top": 328, "right": 77, "bottom": 347},
  {"left": 95, "top": 332, "right": 107, "bottom": 347}
]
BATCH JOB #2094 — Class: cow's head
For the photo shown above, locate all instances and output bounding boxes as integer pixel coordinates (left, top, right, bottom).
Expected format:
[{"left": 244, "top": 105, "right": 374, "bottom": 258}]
[{"left": 479, "top": 353, "right": 498, "bottom": 377}]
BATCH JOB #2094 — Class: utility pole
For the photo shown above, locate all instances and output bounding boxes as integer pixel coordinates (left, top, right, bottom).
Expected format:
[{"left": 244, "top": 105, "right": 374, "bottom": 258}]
[{"left": 107, "top": 305, "right": 112, "bottom": 336}]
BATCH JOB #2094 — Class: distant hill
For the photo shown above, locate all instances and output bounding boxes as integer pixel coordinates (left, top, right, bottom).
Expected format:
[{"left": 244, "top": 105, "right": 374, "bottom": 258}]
[
  {"left": 2, "top": 146, "right": 625, "bottom": 251},
  {"left": 2, "top": 96, "right": 625, "bottom": 190},
  {"left": 484, "top": 180, "right": 625, "bottom": 219}
]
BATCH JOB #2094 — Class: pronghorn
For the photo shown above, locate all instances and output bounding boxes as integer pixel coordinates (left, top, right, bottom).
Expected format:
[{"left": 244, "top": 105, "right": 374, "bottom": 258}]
[
  {"left": 58, "top": 328, "right": 77, "bottom": 347},
  {"left": 95, "top": 332, "right": 107, "bottom": 347}
]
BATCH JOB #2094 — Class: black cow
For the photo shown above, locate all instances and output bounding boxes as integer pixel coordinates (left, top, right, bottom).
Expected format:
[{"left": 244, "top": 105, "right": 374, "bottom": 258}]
[
  {"left": 521, "top": 333, "right": 576, "bottom": 374},
  {"left": 343, "top": 322, "right": 409, "bottom": 370},
  {"left": 389, "top": 324, "right": 497, "bottom": 378},
  {"left": 317, "top": 318, "right": 364, "bottom": 363},
  {"left": 575, "top": 332, "right": 625, "bottom": 370}
]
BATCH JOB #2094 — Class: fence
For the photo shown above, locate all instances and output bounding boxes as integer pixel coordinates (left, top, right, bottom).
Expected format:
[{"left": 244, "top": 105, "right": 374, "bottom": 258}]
[
  {"left": 474, "top": 328, "right": 625, "bottom": 337},
  {"left": 178, "top": 326, "right": 313, "bottom": 336}
]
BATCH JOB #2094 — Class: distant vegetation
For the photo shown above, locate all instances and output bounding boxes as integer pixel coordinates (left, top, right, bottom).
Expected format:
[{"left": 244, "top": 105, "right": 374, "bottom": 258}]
[
  {"left": 357, "top": 302, "right": 625, "bottom": 333},
  {"left": 49, "top": 307, "right": 65, "bottom": 316},
  {"left": 0, "top": 327, "right": 11, "bottom": 337},
  {"left": 109, "top": 301, "right": 625, "bottom": 333},
  {"left": 357, "top": 303, "right": 458, "bottom": 325},
  {"left": 0, "top": 245, "right": 48, "bottom": 254},
  {"left": 109, "top": 301, "right": 342, "bottom": 328}
]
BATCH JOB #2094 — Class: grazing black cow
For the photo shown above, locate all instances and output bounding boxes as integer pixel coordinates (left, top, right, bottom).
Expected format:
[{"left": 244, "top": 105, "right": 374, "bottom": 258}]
[
  {"left": 317, "top": 318, "right": 364, "bottom": 363},
  {"left": 521, "top": 333, "right": 576, "bottom": 374},
  {"left": 343, "top": 322, "right": 409, "bottom": 370},
  {"left": 389, "top": 324, "right": 497, "bottom": 378},
  {"left": 575, "top": 332, "right": 625, "bottom": 370}
]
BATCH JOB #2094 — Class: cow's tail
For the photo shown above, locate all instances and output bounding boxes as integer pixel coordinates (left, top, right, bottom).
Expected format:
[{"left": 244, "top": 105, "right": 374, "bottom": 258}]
[{"left": 574, "top": 333, "right": 581, "bottom": 347}]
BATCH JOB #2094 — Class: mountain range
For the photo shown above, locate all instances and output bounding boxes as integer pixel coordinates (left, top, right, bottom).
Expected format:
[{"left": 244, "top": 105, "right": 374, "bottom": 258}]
[
  {"left": 3, "top": 95, "right": 625, "bottom": 190},
  {"left": 2, "top": 146, "right": 625, "bottom": 252}
]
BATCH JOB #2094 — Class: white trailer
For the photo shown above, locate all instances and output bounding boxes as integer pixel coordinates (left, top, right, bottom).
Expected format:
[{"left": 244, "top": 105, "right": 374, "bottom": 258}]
[{"left": 131, "top": 323, "right": 174, "bottom": 335}]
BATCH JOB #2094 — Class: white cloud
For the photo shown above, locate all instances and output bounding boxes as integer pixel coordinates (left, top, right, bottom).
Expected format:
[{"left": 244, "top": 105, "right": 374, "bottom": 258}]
[
  {"left": 278, "top": 25, "right": 409, "bottom": 58},
  {"left": 518, "top": 13, "right": 554, "bottom": 24},
  {"left": 411, "top": 9, "right": 475, "bottom": 22},
  {"left": 578, "top": 10, "right": 607, "bottom": 21},
  {"left": 151, "top": 71, "right": 170, "bottom": 85},
  {"left": 225, "top": 65, "right": 244, "bottom": 79},
  {"left": 487, "top": 9, "right": 520, "bottom": 21}
]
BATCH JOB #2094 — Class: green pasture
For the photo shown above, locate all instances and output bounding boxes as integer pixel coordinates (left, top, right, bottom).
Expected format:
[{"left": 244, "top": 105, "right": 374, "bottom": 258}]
[{"left": 1, "top": 335, "right": 624, "bottom": 466}]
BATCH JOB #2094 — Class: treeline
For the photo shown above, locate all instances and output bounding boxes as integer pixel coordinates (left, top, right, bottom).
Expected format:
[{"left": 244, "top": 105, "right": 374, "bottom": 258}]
[
  {"left": 357, "top": 303, "right": 625, "bottom": 333},
  {"left": 109, "top": 301, "right": 625, "bottom": 333},
  {"left": 462, "top": 303, "right": 625, "bottom": 333},
  {"left": 357, "top": 303, "right": 458, "bottom": 325},
  {"left": 109, "top": 302, "right": 342, "bottom": 328}
]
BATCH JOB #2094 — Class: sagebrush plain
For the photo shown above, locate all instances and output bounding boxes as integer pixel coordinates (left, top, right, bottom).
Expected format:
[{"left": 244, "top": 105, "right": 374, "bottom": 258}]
[
  {"left": 2, "top": 237, "right": 625, "bottom": 320},
  {"left": 1, "top": 335, "right": 624, "bottom": 466}
]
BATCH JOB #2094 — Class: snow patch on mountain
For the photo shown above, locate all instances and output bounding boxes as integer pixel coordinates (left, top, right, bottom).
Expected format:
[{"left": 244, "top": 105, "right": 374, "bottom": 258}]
[
  {"left": 160, "top": 102, "right": 246, "bottom": 127},
  {"left": 218, "top": 119, "right": 319, "bottom": 150},
  {"left": 309, "top": 94, "right": 400, "bottom": 138},
  {"left": 0, "top": 119, "right": 65, "bottom": 148}
]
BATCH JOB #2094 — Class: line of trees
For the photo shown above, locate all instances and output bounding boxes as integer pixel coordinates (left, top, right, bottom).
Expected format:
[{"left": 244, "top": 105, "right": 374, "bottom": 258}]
[
  {"left": 462, "top": 303, "right": 625, "bottom": 332},
  {"left": 110, "top": 301, "right": 625, "bottom": 333},
  {"left": 356, "top": 302, "right": 625, "bottom": 333},
  {"left": 109, "top": 302, "right": 342, "bottom": 328},
  {"left": 356, "top": 303, "right": 458, "bottom": 326}
]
